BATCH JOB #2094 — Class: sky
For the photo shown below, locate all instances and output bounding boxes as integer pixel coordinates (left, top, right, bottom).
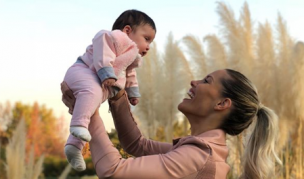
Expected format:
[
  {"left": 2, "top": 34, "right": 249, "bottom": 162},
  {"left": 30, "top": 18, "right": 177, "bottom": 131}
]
[{"left": 1, "top": 0, "right": 304, "bottom": 131}]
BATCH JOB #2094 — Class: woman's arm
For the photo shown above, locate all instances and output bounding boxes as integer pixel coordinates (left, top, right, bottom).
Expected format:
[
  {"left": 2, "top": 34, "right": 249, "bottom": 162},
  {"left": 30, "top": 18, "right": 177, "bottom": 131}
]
[
  {"left": 108, "top": 90, "right": 172, "bottom": 156},
  {"left": 89, "top": 110, "right": 209, "bottom": 179}
]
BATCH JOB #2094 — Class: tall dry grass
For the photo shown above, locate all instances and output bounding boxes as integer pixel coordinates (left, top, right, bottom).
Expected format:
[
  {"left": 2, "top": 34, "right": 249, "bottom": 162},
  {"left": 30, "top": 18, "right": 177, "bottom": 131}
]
[
  {"left": 5, "top": 119, "right": 44, "bottom": 179},
  {"left": 204, "top": 34, "right": 227, "bottom": 72},
  {"left": 182, "top": 34, "right": 207, "bottom": 78},
  {"left": 3, "top": 118, "right": 73, "bottom": 179},
  {"left": 135, "top": 33, "right": 194, "bottom": 141},
  {"left": 58, "top": 164, "right": 72, "bottom": 179},
  {"left": 0, "top": 102, "right": 12, "bottom": 132},
  {"left": 135, "top": 1, "right": 304, "bottom": 178},
  {"left": 135, "top": 42, "right": 161, "bottom": 138}
]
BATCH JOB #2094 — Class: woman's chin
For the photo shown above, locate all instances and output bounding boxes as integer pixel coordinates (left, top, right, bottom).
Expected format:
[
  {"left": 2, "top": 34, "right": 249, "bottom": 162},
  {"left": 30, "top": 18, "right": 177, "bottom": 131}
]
[
  {"left": 178, "top": 97, "right": 195, "bottom": 114},
  {"left": 177, "top": 101, "right": 187, "bottom": 113}
]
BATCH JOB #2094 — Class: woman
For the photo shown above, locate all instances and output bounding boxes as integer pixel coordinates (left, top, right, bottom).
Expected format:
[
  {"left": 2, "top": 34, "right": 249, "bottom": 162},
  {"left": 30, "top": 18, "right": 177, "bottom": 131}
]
[{"left": 61, "top": 69, "right": 281, "bottom": 179}]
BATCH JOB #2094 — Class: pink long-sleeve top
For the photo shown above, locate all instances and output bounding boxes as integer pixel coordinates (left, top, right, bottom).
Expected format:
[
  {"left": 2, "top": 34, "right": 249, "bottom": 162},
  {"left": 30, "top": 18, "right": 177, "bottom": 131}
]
[
  {"left": 80, "top": 30, "right": 142, "bottom": 98},
  {"left": 88, "top": 91, "right": 230, "bottom": 179}
]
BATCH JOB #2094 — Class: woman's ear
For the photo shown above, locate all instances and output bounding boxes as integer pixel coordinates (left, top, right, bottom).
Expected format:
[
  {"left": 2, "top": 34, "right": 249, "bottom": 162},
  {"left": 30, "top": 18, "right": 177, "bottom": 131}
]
[
  {"left": 214, "top": 98, "right": 232, "bottom": 111},
  {"left": 122, "top": 25, "right": 132, "bottom": 35}
]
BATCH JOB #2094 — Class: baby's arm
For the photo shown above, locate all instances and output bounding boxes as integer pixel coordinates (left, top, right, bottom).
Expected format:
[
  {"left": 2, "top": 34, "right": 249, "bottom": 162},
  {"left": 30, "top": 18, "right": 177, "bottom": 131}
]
[
  {"left": 125, "top": 68, "right": 140, "bottom": 105},
  {"left": 92, "top": 31, "right": 117, "bottom": 86}
]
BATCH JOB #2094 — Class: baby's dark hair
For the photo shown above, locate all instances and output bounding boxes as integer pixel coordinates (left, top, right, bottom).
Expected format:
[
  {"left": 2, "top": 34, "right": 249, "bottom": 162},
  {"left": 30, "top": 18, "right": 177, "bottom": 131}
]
[{"left": 112, "top": 9, "right": 156, "bottom": 32}]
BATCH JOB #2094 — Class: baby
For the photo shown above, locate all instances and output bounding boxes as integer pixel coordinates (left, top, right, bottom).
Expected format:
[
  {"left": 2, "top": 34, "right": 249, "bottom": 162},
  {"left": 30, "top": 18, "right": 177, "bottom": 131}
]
[{"left": 63, "top": 9, "right": 156, "bottom": 171}]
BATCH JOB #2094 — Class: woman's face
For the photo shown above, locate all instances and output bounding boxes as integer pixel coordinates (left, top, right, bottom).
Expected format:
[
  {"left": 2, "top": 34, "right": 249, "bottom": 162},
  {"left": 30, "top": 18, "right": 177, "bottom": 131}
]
[{"left": 178, "top": 69, "right": 228, "bottom": 118}]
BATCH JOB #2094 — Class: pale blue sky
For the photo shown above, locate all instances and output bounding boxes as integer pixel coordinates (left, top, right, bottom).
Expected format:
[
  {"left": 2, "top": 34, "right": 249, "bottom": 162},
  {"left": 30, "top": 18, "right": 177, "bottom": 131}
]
[{"left": 1, "top": 0, "right": 303, "bottom": 131}]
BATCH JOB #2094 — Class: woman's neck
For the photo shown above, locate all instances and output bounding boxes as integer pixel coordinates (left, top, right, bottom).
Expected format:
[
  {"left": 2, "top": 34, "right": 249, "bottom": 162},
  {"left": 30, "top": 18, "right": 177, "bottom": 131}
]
[{"left": 187, "top": 114, "right": 222, "bottom": 136}]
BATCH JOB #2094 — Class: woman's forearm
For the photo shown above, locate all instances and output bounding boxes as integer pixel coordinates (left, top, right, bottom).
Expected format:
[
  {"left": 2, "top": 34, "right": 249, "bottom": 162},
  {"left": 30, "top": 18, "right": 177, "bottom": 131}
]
[
  {"left": 108, "top": 91, "right": 172, "bottom": 156},
  {"left": 88, "top": 111, "right": 121, "bottom": 177}
]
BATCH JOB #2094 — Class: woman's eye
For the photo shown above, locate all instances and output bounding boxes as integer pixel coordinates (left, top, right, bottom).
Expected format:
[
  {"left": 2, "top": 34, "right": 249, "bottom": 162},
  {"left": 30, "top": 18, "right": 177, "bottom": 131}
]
[{"left": 203, "top": 79, "right": 208, "bottom": 83}]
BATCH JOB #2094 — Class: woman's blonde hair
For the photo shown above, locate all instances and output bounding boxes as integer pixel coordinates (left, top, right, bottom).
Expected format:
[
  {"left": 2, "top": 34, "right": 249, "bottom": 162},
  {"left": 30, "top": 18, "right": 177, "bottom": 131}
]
[{"left": 220, "top": 69, "right": 281, "bottom": 179}]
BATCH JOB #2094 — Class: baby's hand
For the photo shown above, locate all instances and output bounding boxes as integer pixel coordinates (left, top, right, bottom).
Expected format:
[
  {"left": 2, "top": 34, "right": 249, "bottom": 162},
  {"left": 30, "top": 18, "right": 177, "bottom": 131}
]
[
  {"left": 129, "top": 98, "right": 139, "bottom": 106},
  {"left": 102, "top": 78, "right": 115, "bottom": 88}
]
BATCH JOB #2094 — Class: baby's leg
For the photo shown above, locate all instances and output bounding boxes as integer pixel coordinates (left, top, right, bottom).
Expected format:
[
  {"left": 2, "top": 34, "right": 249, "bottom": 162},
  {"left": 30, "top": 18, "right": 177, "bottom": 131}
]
[
  {"left": 63, "top": 63, "right": 110, "bottom": 171},
  {"left": 64, "top": 63, "right": 109, "bottom": 141},
  {"left": 65, "top": 135, "right": 86, "bottom": 171}
]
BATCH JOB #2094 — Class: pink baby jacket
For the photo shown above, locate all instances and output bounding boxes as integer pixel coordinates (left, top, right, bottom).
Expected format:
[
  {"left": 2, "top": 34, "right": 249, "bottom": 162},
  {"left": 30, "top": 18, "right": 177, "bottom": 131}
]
[{"left": 80, "top": 29, "right": 142, "bottom": 98}]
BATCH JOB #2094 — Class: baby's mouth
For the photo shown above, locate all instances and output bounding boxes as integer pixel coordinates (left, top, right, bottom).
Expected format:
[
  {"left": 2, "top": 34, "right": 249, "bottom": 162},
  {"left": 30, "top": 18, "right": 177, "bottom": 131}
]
[{"left": 141, "top": 52, "right": 147, "bottom": 57}]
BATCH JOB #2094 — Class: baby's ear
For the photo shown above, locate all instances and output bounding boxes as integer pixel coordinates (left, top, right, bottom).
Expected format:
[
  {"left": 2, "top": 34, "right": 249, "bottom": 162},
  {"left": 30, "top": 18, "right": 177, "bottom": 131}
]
[{"left": 122, "top": 25, "right": 132, "bottom": 35}]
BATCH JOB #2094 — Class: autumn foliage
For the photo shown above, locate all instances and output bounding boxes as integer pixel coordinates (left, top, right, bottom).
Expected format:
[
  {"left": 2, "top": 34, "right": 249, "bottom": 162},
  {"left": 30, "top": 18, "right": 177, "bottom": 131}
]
[{"left": 0, "top": 102, "right": 66, "bottom": 161}]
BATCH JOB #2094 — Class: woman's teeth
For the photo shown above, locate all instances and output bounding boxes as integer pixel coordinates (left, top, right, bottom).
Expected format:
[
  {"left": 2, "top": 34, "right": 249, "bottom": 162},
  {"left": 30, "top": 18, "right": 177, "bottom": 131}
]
[{"left": 187, "top": 91, "right": 194, "bottom": 99}]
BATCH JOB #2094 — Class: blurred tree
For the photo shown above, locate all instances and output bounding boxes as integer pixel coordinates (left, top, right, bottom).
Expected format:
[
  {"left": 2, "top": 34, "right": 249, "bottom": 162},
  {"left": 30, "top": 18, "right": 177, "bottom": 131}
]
[{"left": 1, "top": 102, "right": 66, "bottom": 158}]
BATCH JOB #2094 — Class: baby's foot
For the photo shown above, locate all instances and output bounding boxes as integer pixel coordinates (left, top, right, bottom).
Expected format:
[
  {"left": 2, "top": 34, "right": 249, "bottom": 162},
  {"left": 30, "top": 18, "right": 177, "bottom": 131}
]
[
  {"left": 64, "top": 145, "right": 86, "bottom": 171},
  {"left": 70, "top": 126, "right": 91, "bottom": 142}
]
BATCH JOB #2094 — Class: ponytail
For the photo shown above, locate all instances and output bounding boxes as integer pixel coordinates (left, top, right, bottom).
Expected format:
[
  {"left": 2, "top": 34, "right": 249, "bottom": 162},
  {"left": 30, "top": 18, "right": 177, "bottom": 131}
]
[
  {"left": 242, "top": 105, "right": 281, "bottom": 179},
  {"left": 220, "top": 69, "right": 282, "bottom": 178}
]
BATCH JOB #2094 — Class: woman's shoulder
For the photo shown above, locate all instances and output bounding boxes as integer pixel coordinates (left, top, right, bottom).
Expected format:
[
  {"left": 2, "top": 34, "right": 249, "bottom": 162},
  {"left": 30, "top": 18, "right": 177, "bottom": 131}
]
[
  {"left": 195, "top": 129, "right": 227, "bottom": 145},
  {"left": 176, "top": 129, "right": 228, "bottom": 161},
  {"left": 176, "top": 129, "right": 226, "bottom": 146}
]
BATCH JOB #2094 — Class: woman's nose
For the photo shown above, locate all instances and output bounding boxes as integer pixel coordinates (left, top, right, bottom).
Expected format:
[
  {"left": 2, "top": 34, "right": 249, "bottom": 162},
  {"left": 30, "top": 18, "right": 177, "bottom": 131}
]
[{"left": 191, "top": 80, "right": 197, "bottom": 87}]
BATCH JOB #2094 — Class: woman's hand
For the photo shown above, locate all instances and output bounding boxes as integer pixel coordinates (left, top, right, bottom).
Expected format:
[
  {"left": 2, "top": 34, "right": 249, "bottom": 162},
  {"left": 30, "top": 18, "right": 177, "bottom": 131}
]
[{"left": 61, "top": 81, "right": 76, "bottom": 114}]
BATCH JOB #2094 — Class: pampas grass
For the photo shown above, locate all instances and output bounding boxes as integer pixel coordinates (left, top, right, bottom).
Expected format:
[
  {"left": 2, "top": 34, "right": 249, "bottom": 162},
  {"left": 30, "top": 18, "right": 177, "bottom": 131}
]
[
  {"left": 135, "top": 42, "right": 161, "bottom": 138},
  {"left": 5, "top": 119, "right": 44, "bottom": 179},
  {"left": 182, "top": 35, "right": 207, "bottom": 77},
  {"left": 0, "top": 102, "right": 12, "bottom": 132},
  {"left": 217, "top": 2, "right": 243, "bottom": 71},
  {"left": 24, "top": 146, "right": 44, "bottom": 179},
  {"left": 204, "top": 34, "right": 227, "bottom": 72},
  {"left": 161, "top": 33, "right": 192, "bottom": 141},
  {"left": 161, "top": 33, "right": 194, "bottom": 141},
  {"left": 217, "top": 2, "right": 255, "bottom": 76},
  {"left": 58, "top": 164, "right": 72, "bottom": 179},
  {"left": 135, "top": 1, "right": 304, "bottom": 178},
  {"left": 5, "top": 119, "right": 26, "bottom": 179},
  {"left": 136, "top": 33, "right": 194, "bottom": 141},
  {"left": 255, "top": 21, "right": 277, "bottom": 108}
]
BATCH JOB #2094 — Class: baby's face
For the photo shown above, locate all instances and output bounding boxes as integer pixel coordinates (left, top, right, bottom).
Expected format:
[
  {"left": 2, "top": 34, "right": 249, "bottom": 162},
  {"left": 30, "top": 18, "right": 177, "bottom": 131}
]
[{"left": 128, "top": 24, "right": 156, "bottom": 57}]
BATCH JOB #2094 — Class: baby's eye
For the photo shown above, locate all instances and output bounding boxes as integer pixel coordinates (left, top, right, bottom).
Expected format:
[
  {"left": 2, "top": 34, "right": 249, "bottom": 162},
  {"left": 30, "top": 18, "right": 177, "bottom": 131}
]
[{"left": 203, "top": 79, "right": 208, "bottom": 83}]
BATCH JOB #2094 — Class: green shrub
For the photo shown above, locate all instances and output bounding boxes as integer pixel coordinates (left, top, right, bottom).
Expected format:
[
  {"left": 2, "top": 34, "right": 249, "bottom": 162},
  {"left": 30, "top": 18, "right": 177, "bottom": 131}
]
[{"left": 43, "top": 156, "right": 95, "bottom": 177}]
